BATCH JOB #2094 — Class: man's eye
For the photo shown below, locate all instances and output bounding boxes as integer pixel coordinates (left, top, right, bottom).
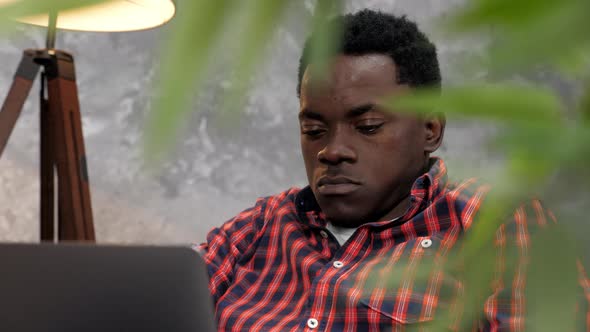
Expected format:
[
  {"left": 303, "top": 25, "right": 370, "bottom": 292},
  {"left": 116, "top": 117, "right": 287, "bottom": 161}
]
[
  {"left": 356, "top": 123, "right": 384, "bottom": 135},
  {"left": 302, "top": 128, "right": 326, "bottom": 138}
]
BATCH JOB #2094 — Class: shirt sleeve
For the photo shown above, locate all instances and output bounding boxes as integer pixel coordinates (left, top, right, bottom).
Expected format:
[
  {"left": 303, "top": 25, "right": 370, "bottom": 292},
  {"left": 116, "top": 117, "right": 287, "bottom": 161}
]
[
  {"left": 479, "top": 200, "right": 590, "bottom": 331},
  {"left": 196, "top": 197, "right": 266, "bottom": 304}
]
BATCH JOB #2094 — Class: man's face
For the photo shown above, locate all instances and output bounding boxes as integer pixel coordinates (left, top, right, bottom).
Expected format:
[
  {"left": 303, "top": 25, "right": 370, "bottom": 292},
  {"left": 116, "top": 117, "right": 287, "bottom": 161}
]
[{"left": 299, "top": 54, "right": 442, "bottom": 227}]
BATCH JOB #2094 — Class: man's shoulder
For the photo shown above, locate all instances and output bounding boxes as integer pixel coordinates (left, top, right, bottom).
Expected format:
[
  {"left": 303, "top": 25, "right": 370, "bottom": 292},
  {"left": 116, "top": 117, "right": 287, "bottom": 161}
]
[
  {"left": 439, "top": 177, "right": 492, "bottom": 230},
  {"left": 441, "top": 177, "right": 554, "bottom": 232},
  {"left": 444, "top": 177, "right": 491, "bottom": 202},
  {"left": 243, "top": 186, "right": 304, "bottom": 218},
  {"left": 252, "top": 187, "right": 303, "bottom": 207},
  {"left": 208, "top": 187, "right": 304, "bottom": 238}
]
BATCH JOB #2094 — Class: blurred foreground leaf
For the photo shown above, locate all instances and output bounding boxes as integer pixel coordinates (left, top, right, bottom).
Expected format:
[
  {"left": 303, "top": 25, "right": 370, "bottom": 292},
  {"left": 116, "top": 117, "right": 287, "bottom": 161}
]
[
  {"left": 488, "top": 2, "right": 590, "bottom": 72},
  {"left": 145, "top": 0, "right": 235, "bottom": 163},
  {"left": 451, "top": 0, "right": 590, "bottom": 72},
  {"left": 385, "top": 84, "right": 563, "bottom": 126},
  {"left": 303, "top": 0, "right": 342, "bottom": 86},
  {"left": 452, "top": 0, "right": 567, "bottom": 29},
  {"left": 495, "top": 125, "right": 590, "bottom": 174},
  {"left": 525, "top": 225, "right": 579, "bottom": 332},
  {"left": 216, "top": 0, "right": 292, "bottom": 126}
]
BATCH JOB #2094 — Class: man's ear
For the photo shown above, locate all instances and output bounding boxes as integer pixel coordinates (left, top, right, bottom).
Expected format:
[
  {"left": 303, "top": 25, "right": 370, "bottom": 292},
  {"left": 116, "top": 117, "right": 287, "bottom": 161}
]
[{"left": 424, "top": 112, "right": 445, "bottom": 153}]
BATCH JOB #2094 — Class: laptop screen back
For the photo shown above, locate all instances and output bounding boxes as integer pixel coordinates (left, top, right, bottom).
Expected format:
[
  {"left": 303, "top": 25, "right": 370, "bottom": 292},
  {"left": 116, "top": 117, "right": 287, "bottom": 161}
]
[{"left": 0, "top": 243, "right": 216, "bottom": 332}]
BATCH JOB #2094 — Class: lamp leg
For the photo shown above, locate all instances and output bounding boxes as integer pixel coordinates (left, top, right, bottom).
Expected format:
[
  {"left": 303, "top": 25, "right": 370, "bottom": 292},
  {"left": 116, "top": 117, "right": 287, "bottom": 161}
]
[
  {"left": 40, "top": 72, "right": 55, "bottom": 242},
  {"left": 44, "top": 51, "right": 95, "bottom": 242},
  {"left": 0, "top": 50, "right": 39, "bottom": 157}
]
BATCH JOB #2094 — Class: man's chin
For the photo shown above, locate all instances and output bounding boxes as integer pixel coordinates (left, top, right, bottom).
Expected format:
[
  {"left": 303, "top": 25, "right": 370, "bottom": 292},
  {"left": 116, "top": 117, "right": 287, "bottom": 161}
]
[
  {"left": 321, "top": 206, "right": 368, "bottom": 228},
  {"left": 326, "top": 217, "right": 366, "bottom": 228},
  {"left": 313, "top": 190, "right": 370, "bottom": 226}
]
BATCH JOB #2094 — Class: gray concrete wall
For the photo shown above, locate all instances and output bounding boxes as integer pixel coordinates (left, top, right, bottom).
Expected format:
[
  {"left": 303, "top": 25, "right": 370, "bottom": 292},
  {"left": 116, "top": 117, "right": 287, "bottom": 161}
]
[{"left": 0, "top": 0, "right": 495, "bottom": 244}]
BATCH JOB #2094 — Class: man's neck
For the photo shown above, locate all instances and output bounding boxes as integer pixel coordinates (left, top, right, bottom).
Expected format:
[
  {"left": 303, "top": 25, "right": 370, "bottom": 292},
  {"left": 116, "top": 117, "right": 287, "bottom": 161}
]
[
  {"left": 379, "top": 194, "right": 411, "bottom": 223},
  {"left": 327, "top": 194, "right": 411, "bottom": 228}
]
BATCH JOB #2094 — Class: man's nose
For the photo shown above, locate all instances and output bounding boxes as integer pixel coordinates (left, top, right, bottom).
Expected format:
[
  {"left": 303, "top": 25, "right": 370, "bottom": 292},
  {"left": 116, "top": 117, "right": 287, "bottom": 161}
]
[{"left": 317, "top": 129, "right": 357, "bottom": 165}]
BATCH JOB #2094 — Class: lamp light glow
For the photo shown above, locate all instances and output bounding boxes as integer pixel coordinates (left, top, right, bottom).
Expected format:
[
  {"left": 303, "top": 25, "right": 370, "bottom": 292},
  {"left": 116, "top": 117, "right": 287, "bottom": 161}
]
[{"left": 1, "top": 0, "right": 176, "bottom": 32}]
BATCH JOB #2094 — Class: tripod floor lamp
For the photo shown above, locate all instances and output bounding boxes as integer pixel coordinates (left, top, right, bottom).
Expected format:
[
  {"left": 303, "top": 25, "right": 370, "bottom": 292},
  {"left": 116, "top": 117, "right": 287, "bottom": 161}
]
[{"left": 0, "top": 0, "right": 176, "bottom": 242}]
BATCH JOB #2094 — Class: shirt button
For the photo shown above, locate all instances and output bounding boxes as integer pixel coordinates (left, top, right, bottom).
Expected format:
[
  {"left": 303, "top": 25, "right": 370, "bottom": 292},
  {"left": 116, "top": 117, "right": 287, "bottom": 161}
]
[
  {"left": 307, "top": 318, "right": 319, "bottom": 329},
  {"left": 319, "top": 230, "right": 328, "bottom": 239},
  {"left": 333, "top": 261, "right": 344, "bottom": 268},
  {"left": 421, "top": 238, "right": 433, "bottom": 248}
]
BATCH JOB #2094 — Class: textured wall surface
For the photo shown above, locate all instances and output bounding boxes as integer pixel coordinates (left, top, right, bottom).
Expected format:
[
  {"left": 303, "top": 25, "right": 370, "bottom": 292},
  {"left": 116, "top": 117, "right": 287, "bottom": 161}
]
[{"left": 0, "top": 0, "right": 496, "bottom": 245}]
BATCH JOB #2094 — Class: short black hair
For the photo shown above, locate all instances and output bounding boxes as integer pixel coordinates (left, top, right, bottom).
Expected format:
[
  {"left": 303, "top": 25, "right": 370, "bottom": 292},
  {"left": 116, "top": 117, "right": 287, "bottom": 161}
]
[{"left": 297, "top": 9, "right": 441, "bottom": 97}]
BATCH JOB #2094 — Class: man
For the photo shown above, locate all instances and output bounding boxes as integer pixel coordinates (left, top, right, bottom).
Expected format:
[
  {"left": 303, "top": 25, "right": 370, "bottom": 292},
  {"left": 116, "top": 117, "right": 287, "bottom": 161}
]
[{"left": 198, "top": 9, "right": 589, "bottom": 331}]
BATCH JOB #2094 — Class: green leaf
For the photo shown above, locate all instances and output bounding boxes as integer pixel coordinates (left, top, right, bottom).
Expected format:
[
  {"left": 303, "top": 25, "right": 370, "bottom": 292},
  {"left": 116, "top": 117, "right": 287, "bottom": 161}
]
[
  {"left": 451, "top": 0, "right": 573, "bottom": 29},
  {"left": 525, "top": 226, "right": 578, "bottom": 332},
  {"left": 144, "top": 0, "right": 236, "bottom": 163},
  {"left": 553, "top": 44, "right": 590, "bottom": 78},
  {"left": 460, "top": 188, "right": 520, "bottom": 262},
  {"left": 303, "top": 0, "right": 342, "bottom": 86},
  {"left": 455, "top": 245, "right": 497, "bottom": 330},
  {"left": 494, "top": 124, "right": 590, "bottom": 176},
  {"left": 487, "top": 2, "right": 590, "bottom": 71},
  {"left": 215, "top": 0, "right": 292, "bottom": 125},
  {"left": 384, "top": 84, "right": 563, "bottom": 126},
  {"left": 449, "top": 0, "right": 590, "bottom": 71}
]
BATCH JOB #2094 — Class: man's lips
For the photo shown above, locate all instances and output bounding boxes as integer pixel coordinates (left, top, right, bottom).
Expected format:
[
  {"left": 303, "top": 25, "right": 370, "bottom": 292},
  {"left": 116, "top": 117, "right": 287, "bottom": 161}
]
[{"left": 316, "top": 176, "right": 361, "bottom": 195}]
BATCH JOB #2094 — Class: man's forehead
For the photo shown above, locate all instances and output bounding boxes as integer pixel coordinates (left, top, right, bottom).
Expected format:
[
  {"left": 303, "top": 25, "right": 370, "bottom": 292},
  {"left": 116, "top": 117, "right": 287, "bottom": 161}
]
[{"left": 301, "top": 54, "right": 399, "bottom": 98}]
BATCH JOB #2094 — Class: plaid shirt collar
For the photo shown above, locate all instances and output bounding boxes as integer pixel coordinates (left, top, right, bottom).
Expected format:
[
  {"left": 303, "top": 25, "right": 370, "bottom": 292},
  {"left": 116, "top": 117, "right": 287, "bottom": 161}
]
[{"left": 294, "top": 157, "right": 448, "bottom": 228}]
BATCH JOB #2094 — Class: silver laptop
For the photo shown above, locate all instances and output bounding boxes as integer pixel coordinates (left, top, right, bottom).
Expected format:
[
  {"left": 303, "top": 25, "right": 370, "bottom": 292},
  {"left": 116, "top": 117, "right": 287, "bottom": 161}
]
[{"left": 0, "top": 243, "right": 216, "bottom": 332}]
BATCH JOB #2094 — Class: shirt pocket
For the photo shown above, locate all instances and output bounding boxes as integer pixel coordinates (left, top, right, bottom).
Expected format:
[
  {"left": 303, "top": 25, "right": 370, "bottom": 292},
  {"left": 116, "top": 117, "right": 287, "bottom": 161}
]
[{"left": 359, "top": 234, "right": 462, "bottom": 325}]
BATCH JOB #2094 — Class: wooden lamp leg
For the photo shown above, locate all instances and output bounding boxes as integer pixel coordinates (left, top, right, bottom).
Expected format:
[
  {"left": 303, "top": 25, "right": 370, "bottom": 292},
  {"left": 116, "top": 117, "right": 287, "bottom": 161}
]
[
  {"left": 44, "top": 51, "right": 95, "bottom": 242},
  {"left": 0, "top": 51, "right": 39, "bottom": 156},
  {"left": 40, "top": 71, "right": 55, "bottom": 242}
]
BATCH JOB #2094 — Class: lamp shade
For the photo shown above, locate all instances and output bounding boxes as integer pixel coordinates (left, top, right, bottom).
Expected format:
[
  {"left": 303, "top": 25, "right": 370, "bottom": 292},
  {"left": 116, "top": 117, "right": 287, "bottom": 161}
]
[{"left": 3, "top": 0, "right": 176, "bottom": 32}]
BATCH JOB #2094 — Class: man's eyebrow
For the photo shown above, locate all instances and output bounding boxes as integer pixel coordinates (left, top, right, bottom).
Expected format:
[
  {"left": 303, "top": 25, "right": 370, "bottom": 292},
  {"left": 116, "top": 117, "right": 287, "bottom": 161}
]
[
  {"left": 347, "top": 104, "right": 376, "bottom": 118},
  {"left": 299, "top": 109, "right": 324, "bottom": 121}
]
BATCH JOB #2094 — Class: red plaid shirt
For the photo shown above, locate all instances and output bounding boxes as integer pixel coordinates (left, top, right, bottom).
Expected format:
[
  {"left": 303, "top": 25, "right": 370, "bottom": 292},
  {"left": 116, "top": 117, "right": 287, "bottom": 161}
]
[{"left": 198, "top": 158, "right": 589, "bottom": 331}]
